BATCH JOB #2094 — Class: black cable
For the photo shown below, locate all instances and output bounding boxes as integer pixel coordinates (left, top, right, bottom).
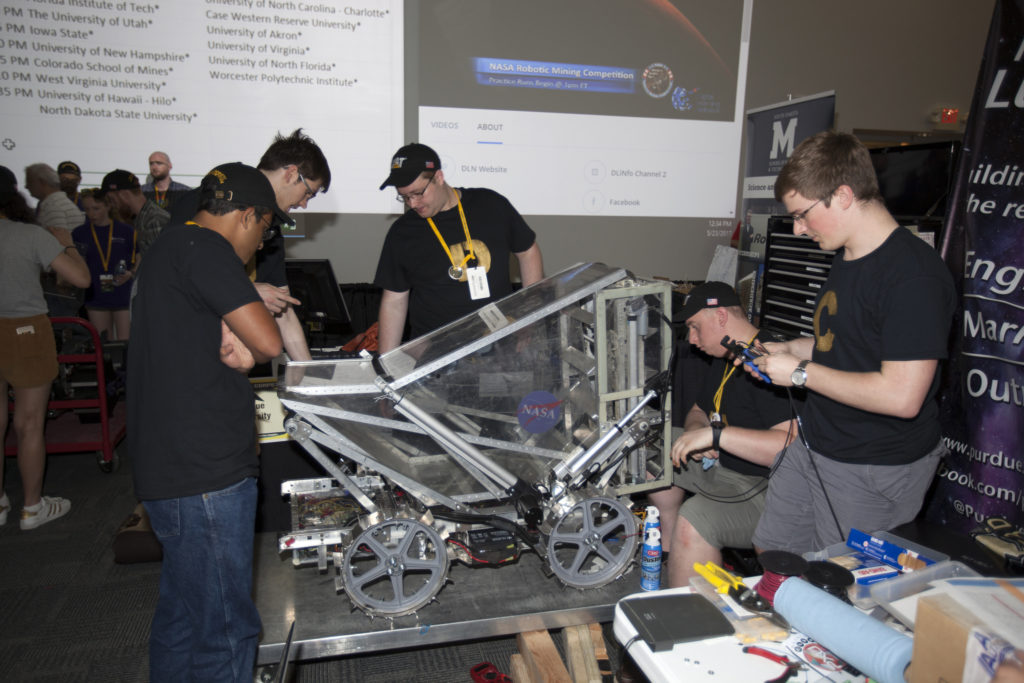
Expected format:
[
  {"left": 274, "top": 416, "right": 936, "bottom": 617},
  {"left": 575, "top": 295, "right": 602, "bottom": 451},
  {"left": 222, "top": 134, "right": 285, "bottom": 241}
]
[
  {"left": 690, "top": 393, "right": 799, "bottom": 504},
  {"left": 428, "top": 506, "right": 545, "bottom": 556},
  {"left": 787, "top": 394, "right": 846, "bottom": 545},
  {"left": 622, "top": 634, "right": 643, "bottom": 653},
  {"left": 691, "top": 477, "right": 769, "bottom": 504}
]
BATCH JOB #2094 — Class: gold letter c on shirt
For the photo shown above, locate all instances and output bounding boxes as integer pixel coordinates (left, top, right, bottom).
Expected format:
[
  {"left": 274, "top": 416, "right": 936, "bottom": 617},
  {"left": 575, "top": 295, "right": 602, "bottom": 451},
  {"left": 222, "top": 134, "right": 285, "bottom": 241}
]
[{"left": 814, "top": 290, "right": 837, "bottom": 352}]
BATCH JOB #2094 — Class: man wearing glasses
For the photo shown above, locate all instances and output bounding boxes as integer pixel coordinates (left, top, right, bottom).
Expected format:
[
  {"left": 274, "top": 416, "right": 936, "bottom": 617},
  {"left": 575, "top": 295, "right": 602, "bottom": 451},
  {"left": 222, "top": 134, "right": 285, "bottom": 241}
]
[
  {"left": 169, "top": 129, "right": 332, "bottom": 362},
  {"left": 746, "top": 131, "right": 955, "bottom": 555},
  {"left": 374, "top": 143, "right": 544, "bottom": 353}
]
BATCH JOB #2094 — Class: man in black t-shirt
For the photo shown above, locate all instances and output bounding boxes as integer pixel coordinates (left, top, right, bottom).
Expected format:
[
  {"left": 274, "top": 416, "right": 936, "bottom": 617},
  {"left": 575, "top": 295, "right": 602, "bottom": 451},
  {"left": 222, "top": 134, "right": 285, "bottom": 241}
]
[
  {"left": 374, "top": 143, "right": 544, "bottom": 352},
  {"left": 649, "top": 282, "right": 796, "bottom": 588},
  {"left": 750, "top": 131, "right": 955, "bottom": 554},
  {"left": 128, "top": 163, "right": 285, "bottom": 681}
]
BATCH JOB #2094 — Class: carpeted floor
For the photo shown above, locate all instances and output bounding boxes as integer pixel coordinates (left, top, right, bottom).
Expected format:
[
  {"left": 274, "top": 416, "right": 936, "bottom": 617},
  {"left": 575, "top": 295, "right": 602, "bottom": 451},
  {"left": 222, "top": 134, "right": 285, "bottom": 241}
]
[{"left": 0, "top": 447, "right": 625, "bottom": 682}]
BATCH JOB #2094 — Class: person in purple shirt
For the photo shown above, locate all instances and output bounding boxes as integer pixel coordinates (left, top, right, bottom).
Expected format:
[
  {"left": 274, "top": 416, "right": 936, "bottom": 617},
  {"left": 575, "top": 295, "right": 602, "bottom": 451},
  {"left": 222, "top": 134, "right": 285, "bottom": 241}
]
[{"left": 71, "top": 190, "right": 136, "bottom": 340}]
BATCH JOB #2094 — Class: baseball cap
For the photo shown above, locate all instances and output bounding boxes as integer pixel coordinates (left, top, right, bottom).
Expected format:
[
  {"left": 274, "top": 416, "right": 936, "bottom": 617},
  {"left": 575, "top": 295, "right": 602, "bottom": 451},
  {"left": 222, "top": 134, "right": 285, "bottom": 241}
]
[
  {"left": 677, "top": 281, "right": 742, "bottom": 322},
  {"left": 0, "top": 165, "right": 17, "bottom": 202},
  {"left": 379, "top": 143, "right": 441, "bottom": 190},
  {"left": 57, "top": 161, "right": 81, "bottom": 176},
  {"left": 98, "top": 169, "right": 140, "bottom": 196},
  {"left": 200, "top": 162, "right": 290, "bottom": 226}
]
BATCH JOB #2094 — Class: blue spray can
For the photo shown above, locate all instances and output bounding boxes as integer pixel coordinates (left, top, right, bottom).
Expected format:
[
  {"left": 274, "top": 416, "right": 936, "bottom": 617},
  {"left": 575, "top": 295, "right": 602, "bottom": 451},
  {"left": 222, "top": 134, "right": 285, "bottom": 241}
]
[{"left": 640, "top": 506, "right": 662, "bottom": 591}]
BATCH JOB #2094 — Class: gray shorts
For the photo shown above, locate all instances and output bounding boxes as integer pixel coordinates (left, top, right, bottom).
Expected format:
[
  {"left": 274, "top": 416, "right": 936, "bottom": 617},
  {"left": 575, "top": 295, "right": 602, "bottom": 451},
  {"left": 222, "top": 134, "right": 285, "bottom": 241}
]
[
  {"left": 752, "top": 438, "right": 945, "bottom": 555},
  {"left": 672, "top": 463, "right": 768, "bottom": 549}
]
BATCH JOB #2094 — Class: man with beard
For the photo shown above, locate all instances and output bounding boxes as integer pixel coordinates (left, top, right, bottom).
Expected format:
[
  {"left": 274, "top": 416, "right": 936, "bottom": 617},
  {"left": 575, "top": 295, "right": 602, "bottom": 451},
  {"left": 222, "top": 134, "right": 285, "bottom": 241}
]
[{"left": 142, "top": 151, "right": 192, "bottom": 210}]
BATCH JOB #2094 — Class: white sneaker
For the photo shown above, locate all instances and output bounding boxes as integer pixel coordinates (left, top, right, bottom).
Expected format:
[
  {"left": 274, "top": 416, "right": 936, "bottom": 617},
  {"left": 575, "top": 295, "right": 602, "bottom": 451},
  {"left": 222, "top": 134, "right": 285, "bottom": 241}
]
[{"left": 20, "top": 496, "right": 71, "bottom": 530}]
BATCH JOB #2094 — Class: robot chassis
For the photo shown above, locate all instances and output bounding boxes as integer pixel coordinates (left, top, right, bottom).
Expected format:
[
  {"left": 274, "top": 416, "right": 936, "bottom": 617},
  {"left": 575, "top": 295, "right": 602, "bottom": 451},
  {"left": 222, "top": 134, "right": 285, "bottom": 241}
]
[{"left": 277, "top": 263, "right": 674, "bottom": 618}]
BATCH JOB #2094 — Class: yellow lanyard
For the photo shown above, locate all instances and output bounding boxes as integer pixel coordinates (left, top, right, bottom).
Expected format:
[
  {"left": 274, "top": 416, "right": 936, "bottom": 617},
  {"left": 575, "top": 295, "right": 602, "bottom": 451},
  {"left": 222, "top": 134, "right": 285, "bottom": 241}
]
[
  {"left": 711, "top": 332, "right": 758, "bottom": 419},
  {"left": 90, "top": 221, "right": 113, "bottom": 272},
  {"left": 154, "top": 187, "right": 166, "bottom": 205},
  {"left": 426, "top": 188, "right": 475, "bottom": 278}
]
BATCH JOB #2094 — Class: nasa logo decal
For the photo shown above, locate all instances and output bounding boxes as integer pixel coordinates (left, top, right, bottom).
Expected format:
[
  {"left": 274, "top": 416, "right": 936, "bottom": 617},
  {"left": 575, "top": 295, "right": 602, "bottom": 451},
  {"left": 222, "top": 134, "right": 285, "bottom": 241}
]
[{"left": 516, "top": 391, "right": 562, "bottom": 434}]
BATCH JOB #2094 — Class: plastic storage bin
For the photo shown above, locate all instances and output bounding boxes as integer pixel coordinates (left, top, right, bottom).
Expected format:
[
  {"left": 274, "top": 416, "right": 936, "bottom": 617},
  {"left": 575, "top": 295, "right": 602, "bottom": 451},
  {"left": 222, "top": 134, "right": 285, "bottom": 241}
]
[
  {"left": 869, "top": 560, "right": 980, "bottom": 628},
  {"left": 802, "top": 530, "right": 950, "bottom": 609}
]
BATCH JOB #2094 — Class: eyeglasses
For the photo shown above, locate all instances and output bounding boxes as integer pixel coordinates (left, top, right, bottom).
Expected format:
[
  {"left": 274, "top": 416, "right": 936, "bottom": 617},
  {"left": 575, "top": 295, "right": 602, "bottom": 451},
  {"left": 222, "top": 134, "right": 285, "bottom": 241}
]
[
  {"left": 297, "top": 172, "right": 317, "bottom": 200},
  {"left": 396, "top": 174, "right": 435, "bottom": 203},
  {"left": 791, "top": 197, "right": 825, "bottom": 224},
  {"left": 256, "top": 212, "right": 275, "bottom": 241}
]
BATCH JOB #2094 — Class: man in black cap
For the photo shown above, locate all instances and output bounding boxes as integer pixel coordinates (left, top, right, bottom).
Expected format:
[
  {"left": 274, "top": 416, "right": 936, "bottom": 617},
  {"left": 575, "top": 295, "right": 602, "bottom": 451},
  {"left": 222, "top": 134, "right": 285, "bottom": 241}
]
[
  {"left": 57, "top": 161, "right": 85, "bottom": 209},
  {"left": 99, "top": 169, "right": 169, "bottom": 257},
  {"left": 127, "top": 162, "right": 284, "bottom": 682},
  {"left": 648, "top": 281, "right": 796, "bottom": 587},
  {"left": 374, "top": 143, "right": 543, "bottom": 352}
]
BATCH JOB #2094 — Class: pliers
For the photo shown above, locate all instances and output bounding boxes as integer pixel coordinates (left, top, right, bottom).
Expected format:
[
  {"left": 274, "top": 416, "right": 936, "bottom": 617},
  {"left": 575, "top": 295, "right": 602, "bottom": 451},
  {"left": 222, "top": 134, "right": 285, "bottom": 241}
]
[
  {"left": 470, "top": 662, "right": 512, "bottom": 683},
  {"left": 693, "top": 561, "right": 772, "bottom": 612},
  {"left": 743, "top": 645, "right": 804, "bottom": 683}
]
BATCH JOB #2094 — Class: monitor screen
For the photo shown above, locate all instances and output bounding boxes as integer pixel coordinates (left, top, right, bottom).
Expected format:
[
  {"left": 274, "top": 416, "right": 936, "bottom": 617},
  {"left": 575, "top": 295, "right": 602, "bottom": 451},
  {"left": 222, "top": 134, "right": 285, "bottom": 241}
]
[
  {"left": 870, "top": 141, "right": 960, "bottom": 219},
  {"left": 285, "top": 259, "right": 351, "bottom": 348}
]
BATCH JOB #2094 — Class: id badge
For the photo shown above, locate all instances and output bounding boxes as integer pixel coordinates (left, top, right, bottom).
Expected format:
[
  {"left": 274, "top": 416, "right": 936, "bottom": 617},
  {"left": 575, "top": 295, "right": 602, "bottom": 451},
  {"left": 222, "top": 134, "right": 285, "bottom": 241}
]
[{"left": 467, "top": 266, "right": 489, "bottom": 300}]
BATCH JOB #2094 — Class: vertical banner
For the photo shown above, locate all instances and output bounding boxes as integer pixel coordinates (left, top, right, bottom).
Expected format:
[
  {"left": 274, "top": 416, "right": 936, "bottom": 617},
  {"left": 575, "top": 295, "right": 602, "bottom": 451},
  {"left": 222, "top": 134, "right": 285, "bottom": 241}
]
[
  {"left": 928, "top": 0, "right": 1024, "bottom": 557},
  {"left": 737, "top": 92, "right": 835, "bottom": 317}
]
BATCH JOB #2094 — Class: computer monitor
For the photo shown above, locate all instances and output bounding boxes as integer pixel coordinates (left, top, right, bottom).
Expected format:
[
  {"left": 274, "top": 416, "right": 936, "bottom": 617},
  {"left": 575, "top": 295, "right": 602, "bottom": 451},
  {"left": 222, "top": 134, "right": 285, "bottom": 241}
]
[
  {"left": 284, "top": 259, "right": 351, "bottom": 349},
  {"left": 870, "top": 141, "right": 960, "bottom": 220}
]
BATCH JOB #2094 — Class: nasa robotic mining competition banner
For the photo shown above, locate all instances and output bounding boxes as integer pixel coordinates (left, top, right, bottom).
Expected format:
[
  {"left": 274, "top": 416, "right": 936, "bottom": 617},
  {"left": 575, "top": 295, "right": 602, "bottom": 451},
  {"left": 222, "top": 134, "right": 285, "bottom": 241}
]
[
  {"left": 737, "top": 92, "right": 834, "bottom": 317},
  {"left": 928, "top": 0, "right": 1024, "bottom": 557}
]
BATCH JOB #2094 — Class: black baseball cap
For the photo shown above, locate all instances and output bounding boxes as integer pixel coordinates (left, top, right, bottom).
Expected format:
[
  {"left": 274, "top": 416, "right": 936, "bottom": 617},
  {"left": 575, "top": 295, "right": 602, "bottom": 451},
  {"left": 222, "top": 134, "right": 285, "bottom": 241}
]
[
  {"left": 379, "top": 143, "right": 441, "bottom": 190},
  {"left": 200, "top": 162, "right": 290, "bottom": 226},
  {"left": 98, "top": 169, "right": 140, "bottom": 196},
  {"left": 677, "top": 281, "right": 742, "bottom": 322},
  {"left": 0, "top": 165, "right": 17, "bottom": 202},
  {"left": 57, "top": 161, "right": 81, "bottom": 176}
]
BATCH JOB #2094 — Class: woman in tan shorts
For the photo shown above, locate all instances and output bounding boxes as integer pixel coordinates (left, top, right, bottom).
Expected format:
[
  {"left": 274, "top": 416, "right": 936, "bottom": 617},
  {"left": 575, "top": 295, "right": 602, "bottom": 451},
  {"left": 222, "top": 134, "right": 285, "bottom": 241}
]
[{"left": 0, "top": 166, "right": 90, "bottom": 530}]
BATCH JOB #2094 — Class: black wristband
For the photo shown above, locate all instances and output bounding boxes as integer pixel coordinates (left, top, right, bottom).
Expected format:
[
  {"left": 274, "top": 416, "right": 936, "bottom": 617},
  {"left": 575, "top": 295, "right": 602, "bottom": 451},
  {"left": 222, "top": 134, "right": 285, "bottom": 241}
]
[{"left": 710, "top": 421, "right": 724, "bottom": 451}]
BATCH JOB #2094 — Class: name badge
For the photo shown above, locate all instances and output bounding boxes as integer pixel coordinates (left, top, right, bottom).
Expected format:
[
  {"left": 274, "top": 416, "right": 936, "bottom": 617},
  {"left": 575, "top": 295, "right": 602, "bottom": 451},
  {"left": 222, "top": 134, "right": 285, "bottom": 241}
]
[{"left": 467, "top": 266, "right": 489, "bottom": 300}]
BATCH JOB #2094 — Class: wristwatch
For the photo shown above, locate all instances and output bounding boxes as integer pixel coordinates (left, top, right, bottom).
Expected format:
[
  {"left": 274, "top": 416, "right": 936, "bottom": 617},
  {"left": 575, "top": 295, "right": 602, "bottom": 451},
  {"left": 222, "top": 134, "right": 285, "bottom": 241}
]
[{"left": 791, "top": 360, "right": 811, "bottom": 387}]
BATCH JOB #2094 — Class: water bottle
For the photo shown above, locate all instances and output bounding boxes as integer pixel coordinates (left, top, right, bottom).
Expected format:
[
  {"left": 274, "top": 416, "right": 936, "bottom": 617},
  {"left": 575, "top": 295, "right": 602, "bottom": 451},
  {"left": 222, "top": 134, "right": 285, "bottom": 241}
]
[{"left": 640, "top": 507, "right": 662, "bottom": 591}]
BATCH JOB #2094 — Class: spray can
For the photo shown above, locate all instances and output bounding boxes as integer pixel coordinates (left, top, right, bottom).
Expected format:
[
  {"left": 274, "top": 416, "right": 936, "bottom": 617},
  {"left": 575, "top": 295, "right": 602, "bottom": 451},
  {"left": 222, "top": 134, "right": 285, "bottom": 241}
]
[{"left": 640, "top": 506, "right": 662, "bottom": 591}]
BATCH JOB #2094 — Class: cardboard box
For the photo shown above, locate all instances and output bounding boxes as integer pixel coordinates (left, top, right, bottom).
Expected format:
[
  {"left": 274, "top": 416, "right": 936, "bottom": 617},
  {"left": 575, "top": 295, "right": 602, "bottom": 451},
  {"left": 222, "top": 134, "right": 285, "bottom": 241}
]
[
  {"left": 908, "top": 583, "right": 1024, "bottom": 683},
  {"left": 908, "top": 593, "right": 983, "bottom": 683}
]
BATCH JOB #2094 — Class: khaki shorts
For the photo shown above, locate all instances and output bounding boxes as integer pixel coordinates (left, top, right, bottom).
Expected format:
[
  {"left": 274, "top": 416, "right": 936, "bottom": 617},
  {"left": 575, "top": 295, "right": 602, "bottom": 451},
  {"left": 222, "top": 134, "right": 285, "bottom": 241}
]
[
  {"left": 672, "top": 463, "right": 768, "bottom": 549},
  {"left": 0, "top": 315, "right": 59, "bottom": 388}
]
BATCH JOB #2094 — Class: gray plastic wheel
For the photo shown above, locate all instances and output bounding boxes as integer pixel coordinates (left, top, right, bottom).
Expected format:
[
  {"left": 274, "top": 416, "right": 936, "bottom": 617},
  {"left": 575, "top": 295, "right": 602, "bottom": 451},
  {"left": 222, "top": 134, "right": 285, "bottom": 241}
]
[
  {"left": 546, "top": 496, "right": 638, "bottom": 588},
  {"left": 341, "top": 517, "right": 449, "bottom": 617}
]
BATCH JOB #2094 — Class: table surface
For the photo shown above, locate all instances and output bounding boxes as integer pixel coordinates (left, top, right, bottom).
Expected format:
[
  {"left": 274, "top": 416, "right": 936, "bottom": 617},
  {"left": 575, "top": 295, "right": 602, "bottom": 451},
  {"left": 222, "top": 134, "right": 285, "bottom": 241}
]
[
  {"left": 612, "top": 587, "right": 873, "bottom": 683},
  {"left": 253, "top": 531, "right": 644, "bottom": 665}
]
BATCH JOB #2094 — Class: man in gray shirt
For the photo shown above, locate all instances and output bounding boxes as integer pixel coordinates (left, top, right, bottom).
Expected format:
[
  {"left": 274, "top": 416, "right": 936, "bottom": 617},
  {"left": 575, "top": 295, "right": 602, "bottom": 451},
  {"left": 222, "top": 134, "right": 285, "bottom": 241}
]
[{"left": 25, "top": 163, "right": 84, "bottom": 230}]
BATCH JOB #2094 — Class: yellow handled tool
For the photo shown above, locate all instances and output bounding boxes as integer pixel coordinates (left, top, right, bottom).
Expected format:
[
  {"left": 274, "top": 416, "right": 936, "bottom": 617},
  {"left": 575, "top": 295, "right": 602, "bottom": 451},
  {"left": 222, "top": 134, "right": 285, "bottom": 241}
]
[
  {"left": 694, "top": 562, "right": 773, "bottom": 613},
  {"left": 692, "top": 561, "right": 745, "bottom": 593}
]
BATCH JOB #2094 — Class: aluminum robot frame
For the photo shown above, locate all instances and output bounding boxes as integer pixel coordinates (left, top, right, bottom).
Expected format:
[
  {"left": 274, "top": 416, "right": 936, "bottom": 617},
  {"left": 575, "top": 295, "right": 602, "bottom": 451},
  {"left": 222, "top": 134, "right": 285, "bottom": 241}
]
[{"left": 276, "top": 263, "right": 674, "bottom": 618}]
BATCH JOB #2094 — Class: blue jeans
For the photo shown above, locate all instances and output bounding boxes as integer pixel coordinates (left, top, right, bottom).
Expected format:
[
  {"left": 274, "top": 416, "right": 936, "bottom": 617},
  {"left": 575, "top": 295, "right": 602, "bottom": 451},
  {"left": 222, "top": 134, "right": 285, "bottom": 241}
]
[{"left": 144, "top": 477, "right": 261, "bottom": 682}]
